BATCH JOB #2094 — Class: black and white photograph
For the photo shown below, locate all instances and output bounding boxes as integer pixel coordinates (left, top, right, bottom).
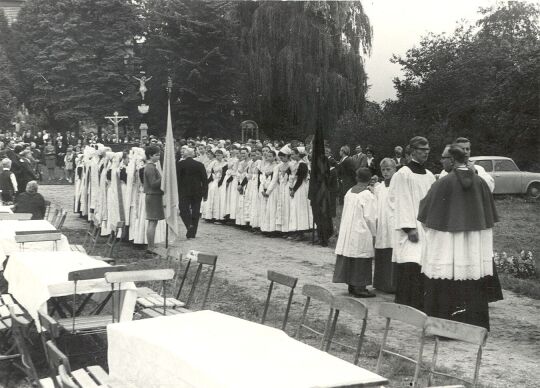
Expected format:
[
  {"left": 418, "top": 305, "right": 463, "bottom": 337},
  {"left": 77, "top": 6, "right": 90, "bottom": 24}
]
[{"left": 0, "top": 0, "right": 538, "bottom": 387}]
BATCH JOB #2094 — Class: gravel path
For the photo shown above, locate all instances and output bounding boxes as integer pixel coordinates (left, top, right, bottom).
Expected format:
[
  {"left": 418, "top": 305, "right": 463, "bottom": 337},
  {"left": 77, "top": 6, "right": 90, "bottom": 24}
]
[{"left": 43, "top": 185, "right": 540, "bottom": 388}]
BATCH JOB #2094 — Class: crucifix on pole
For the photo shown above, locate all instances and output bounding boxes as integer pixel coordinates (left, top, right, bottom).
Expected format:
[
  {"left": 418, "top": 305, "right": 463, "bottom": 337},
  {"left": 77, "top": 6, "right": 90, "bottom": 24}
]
[{"left": 104, "top": 111, "right": 128, "bottom": 142}]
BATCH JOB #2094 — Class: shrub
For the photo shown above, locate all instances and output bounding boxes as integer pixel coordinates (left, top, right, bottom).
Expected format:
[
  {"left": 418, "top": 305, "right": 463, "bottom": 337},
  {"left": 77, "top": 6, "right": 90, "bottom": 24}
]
[{"left": 494, "top": 251, "right": 536, "bottom": 279}]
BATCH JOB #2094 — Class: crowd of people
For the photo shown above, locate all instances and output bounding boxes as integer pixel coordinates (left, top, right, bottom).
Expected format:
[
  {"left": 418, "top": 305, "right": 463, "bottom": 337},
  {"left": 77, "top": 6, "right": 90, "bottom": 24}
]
[{"left": 0, "top": 126, "right": 500, "bottom": 331}]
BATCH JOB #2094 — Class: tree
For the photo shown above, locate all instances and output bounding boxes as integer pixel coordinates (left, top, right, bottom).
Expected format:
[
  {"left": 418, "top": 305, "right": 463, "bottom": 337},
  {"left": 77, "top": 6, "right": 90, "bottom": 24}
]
[
  {"left": 237, "top": 1, "right": 372, "bottom": 140},
  {"left": 140, "top": 0, "right": 244, "bottom": 137},
  {"left": 12, "top": 0, "right": 142, "bottom": 132},
  {"left": 0, "top": 10, "right": 18, "bottom": 130},
  {"left": 389, "top": 1, "right": 539, "bottom": 167}
]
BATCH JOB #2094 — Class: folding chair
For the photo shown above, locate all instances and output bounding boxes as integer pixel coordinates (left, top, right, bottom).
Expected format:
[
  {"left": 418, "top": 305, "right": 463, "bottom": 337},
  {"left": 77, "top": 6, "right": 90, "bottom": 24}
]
[
  {"left": 43, "top": 340, "right": 110, "bottom": 388},
  {"left": 44, "top": 200, "right": 52, "bottom": 219},
  {"left": 82, "top": 221, "right": 101, "bottom": 255},
  {"left": 54, "top": 209, "right": 68, "bottom": 231},
  {"left": 49, "top": 208, "right": 61, "bottom": 224},
  {"left": 103, "top": 221, "right": 125, "bottom": 258},
  {"left": 137, "top": 251, "right": 218, "bottom": 318},
  {"left": 15, "top": 232, "right": 62, "bottom": 251},
  {"left": 0, "top": 213, "right": 33, "bottom": 220},
  {"left": 0, "top": 296, "right": 24, "bottom": 362},
  {"left": 8, "top": 306, "right": 39, "bottom": 386},
  {"left": 106, "top": 269, "right": 175, "bottom": 319},
  {"left": 376, "top": 302, "right": 428, "bottom": 387},
  {"left": 324, "top": 296, "right": 368, "bottom": 365},
  {"left": 44, "top": 266, "right": 127, "bottom": 337},
  {"left": 261, "top": 270, "right": 298, "bottom": 330},
  {"left": 295, "top": 284, "right": 334, "bottom": 350},
  {"left": 426, "top": 317, "right": 488, "bottom": 388}
]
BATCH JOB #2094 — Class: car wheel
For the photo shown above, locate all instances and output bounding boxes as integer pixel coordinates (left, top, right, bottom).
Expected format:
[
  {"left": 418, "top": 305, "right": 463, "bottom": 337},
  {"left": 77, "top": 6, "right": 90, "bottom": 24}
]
[{"left": 526, "top": 182, "right": 540, "bottom": 199}]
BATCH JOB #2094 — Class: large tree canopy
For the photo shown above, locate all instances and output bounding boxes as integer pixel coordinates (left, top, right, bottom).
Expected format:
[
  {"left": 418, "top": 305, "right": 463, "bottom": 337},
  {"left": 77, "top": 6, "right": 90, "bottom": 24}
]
[
  {"left": 390, "top": 1, "right": 539, "bottom": 165},
  {"left": 140, "top": 0, "right": 243, "bottom": 137},
  {"left": 237, "top": 1, "right": 372, "bottom": 139},
  {"left": 11, "top": 0, "right": 142, "bottom": 132}
]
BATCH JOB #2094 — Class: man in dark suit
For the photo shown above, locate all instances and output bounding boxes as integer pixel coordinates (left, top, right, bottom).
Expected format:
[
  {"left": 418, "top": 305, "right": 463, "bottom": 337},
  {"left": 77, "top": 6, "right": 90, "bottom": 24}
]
[
  {"left": 351, "top": 144, "right": 367, "bottom": 170},
  {"left": 337, "top": 145, "right": 357, "bottom": 205},
  {"left": 176, "top": 148, "right": 208, "bottom": 239}
]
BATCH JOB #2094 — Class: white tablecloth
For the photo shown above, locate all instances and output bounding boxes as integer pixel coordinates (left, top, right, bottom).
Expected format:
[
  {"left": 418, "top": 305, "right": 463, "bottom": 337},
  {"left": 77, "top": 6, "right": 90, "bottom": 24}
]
[
  {"left": 0, "top": 205, "right": 13, "bottom": 213},
  {"left": 0, "top": 220, "right": 71, "bottom": 268},
  {"left": 107, "top": 311, "right": 388, "bottom": 388},
  {"left": 3, "top": 251, "right": 137, "bottom": 326}
]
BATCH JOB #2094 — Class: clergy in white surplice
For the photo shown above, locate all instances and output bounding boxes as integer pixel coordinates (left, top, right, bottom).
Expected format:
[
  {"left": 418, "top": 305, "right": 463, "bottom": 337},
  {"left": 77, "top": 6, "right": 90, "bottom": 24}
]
[
  {"left": 373, "top": 158, "right": 398, "bottom": 293},
  {"left": 418, "top": 144, "right": 498, "bottom": 330},
  {"left": 387, "top": 136, "right": 435, "bottom": 309}
]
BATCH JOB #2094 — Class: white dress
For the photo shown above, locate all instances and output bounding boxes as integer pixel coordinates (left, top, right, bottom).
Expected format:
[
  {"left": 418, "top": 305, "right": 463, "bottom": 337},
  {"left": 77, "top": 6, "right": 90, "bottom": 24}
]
[
  {"left": 225, "top": 157, "right": 239, "bottom": 219},
  {"left": 277, "top": 162, "right": 291, "bottom": 233},
  {"left": 199, "top": 156, "right": 214, "bottom": 216},
  {"left": 288, "top": 161, "right": 313, "bottom": 231},
  {"left": 257, "top": 161, "right": 275, "bottom": 229},
  {"left": 261, "top": 163, "right": 280, "bottom": 232},
  {"left": 247, "top": 160, "right": 261, "bottom": 227},
  {"left": 387, "top": 165, "right": 435, "bottom": 264},
  {"left": 204, "top": 161, "right": 226, "bottom": 220},
  {"left": 235, "top": 159, "right": 250, "bottom": 226},
  {"left": 335, "top": 189, "right": 377, "bottom": 258}
]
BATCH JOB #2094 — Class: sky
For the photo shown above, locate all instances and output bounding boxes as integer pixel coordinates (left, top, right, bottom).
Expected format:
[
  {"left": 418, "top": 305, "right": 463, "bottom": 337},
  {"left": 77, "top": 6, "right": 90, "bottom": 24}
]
[{"left": 363, "top": 0, "right": 499, "bottom": 102}]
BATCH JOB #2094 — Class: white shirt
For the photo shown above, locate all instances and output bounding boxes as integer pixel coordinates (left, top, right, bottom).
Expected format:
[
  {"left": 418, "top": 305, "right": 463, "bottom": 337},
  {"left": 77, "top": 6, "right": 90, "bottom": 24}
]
[
  {"left": 374, "top": 183, "right": 393, "bottom": 249},
  {"left": 335, "top": 189, "right": 377, "bottom": 258}
]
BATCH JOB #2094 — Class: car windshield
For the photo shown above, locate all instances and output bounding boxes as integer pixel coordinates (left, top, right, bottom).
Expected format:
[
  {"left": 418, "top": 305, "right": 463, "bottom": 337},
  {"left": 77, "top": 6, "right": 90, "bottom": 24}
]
[{"left": 494, "top": 159, "right": 519, "bottom": 172}]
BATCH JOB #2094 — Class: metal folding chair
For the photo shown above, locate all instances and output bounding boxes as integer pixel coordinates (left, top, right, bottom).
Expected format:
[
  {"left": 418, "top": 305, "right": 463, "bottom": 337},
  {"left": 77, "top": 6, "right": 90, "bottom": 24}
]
[
  {"left": 295, "top": 284, "right": 334, "bottom": 350},
  {"left": 261, "top": 270, "right": 298, "bottom": 331},
  {"left": 426, "top": 317, "right": 488, "bottom": 388},
  {"left": 376, "top": 302, "right": 428, "bottom": 387}
]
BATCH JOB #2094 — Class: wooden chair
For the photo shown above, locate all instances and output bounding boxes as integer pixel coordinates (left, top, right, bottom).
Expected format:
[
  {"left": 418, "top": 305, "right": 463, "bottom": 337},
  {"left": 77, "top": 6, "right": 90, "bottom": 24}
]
[
  {"left": 426, "top": 317, "right": 488, "bottom": 388},
  {"left": 103, "top": 221, "right": 125, "bottom": 258},
  {"left": 82, "top": 221, "right": 101, "bottom": 255},
  {"left": 44, "top": 200, "right": 52, "bottom": 220},
  {"left": 0, "top": 213, "right": 33, "bottom": 220},
  {"left": 324, "top": 296, "right": 368, "bottom": 365},
  {"left": 49, "top": 266, "right": 127, "bottom": 337},
  {"left": 0, "top": 296, "right": 24, "bottom": 362},
  {"left": 54, "top": 209, "right": 68, "bottom": 231},
  {"left": 15, "top": 232, "right": 62, "bottom": 251},
  {"left": 106, "top": 269, "right": 175, "bottom": 319},
  {"left": 261, "top": 270, "right": 298, "bottom": 331},
  {"left": 8, "top": 306, "right": 39, "bottom": 386},
  {"left": 49, "top": 208, "right": 61, "bottom": 224},
  {"left": 376, "top": 302, "right": 428, "bottom": 387},
  {"left": 137, "top": 251, "right": 218, "bottom": 317},
  {"left": 295, "top": 284, "right": 334, "bottom": 350},
  {"left": 44, "top": 340, "right": 110, "bottom": 388}
]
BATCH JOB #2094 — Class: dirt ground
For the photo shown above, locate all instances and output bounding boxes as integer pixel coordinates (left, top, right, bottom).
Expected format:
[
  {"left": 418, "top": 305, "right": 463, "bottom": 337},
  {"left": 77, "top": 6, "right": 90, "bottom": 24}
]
[{"left": 42, "top": 185, "right": 540, "bottom": 388}]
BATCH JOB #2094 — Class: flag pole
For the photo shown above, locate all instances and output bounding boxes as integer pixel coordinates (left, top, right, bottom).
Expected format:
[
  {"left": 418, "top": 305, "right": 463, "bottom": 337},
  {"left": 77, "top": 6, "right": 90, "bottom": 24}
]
[{"left": 165, "top": 75, "right": 172, "bottom": 249}]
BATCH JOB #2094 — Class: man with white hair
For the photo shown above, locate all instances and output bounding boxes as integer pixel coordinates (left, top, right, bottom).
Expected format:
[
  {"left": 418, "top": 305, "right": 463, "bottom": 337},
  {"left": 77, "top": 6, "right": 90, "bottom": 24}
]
[
  {"left": 176, "top": 147, "right": 208, "bottom": 239},
  {"left": 13, "top": 181, "right": 46, "bottom": 219}
]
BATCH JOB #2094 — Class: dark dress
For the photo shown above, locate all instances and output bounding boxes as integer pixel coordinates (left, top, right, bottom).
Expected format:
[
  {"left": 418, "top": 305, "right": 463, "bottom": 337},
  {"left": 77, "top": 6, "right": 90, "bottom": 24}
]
[{"left": 143, "top": 162, "right": 164, "bottom": 221}]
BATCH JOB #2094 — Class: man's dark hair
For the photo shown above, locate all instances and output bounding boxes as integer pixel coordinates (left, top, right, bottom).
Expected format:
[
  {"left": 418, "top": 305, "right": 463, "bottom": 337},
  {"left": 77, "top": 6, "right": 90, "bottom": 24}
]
[
  {"left": 454, "top": 137, "right": 470, "bottom": 144},
  {"left": 145, "top": 145, "right": 160, "bottom": 159},
  {"left": 409, "top": 136, "right": 429, "bottom": 149},
  {"left": 449, "top": 144, "right": 467, "bottom": 164},
  {"left": 356, "top": 167, "right": 372, "bottom": 183}
]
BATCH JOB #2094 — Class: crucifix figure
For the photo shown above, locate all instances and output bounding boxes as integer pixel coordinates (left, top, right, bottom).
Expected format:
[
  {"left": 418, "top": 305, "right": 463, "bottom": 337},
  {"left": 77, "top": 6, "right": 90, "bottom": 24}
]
[
  {"left": 133, "top": 75, "right": 152, "bottom": 101},
  {"left": 105, "top": 111, "right": 128, "bottom": 142}
]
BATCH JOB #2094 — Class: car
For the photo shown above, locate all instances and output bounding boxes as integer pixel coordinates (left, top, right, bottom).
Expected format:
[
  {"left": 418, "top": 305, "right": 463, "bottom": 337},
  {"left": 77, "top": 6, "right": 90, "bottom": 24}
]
[{"left": 470, "top": 156, "right": 540, "bottom": 198}]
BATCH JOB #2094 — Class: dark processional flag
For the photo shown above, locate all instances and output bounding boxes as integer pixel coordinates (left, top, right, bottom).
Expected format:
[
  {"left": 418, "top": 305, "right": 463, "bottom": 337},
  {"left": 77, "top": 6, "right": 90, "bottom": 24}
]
[{"left": 308, "top": 125, "right": 333, "bottom": 244}]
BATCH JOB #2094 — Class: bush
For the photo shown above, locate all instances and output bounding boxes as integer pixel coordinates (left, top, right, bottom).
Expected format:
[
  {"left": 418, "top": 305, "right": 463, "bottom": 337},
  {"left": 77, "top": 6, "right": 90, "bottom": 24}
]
[{"left": 494, "top": 251, "right": 536, "bottom": 279}]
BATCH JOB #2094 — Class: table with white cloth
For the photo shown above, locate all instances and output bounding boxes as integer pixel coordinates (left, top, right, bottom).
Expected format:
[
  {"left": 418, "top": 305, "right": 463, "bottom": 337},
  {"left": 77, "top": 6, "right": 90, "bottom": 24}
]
[
  {"left": 3, "top": 251, "right": 137, "bottom": 327},
  {"left": 0, "top": 220, "right": 71, "bottom": 268},
  {"left": 107, "top": 310, "right": 388, "bottom": 388},
  {"left": 0, "top": 205, "right": 13, "bottom": 213}
]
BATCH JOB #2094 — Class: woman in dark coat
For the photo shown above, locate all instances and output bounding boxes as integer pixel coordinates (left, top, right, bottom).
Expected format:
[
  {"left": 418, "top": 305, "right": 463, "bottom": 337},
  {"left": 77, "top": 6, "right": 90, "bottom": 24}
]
[
  {"left": 44, "top": 140, "right": 57, "bottom": 181},
  {"left": 13, "top": 181, "right": 46, "bottom": 220}
]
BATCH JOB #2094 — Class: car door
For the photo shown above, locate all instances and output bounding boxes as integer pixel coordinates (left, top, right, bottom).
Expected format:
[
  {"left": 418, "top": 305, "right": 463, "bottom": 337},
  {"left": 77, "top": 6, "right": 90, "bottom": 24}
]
[{"left": 493, "top": 159, "right": 521, "bottom": 194}]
